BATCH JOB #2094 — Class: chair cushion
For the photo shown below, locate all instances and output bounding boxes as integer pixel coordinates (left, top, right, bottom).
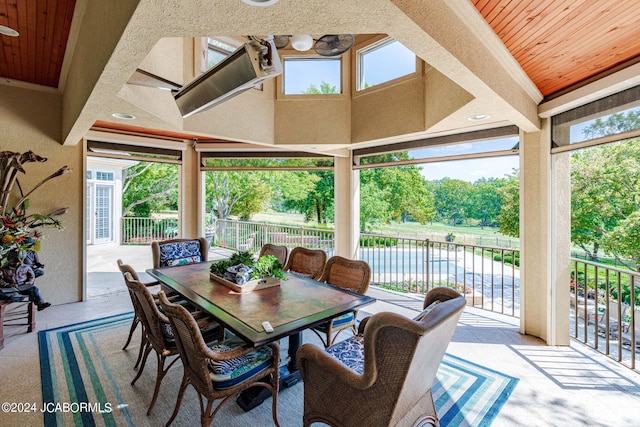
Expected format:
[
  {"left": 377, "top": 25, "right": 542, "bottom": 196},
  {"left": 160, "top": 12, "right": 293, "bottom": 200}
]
[
  {"left": 314, "top": 312, "right": 355, "bottom": 331},
  {"left": 325, "top": 334, "right": 365, "bottom": 375},
  {"left": 159, "top": 241, "right": 202, "bottom": 267},
  {"left": 208, "top": 338, "right": 274, "bottom": 390},
  {"left": 166, "top": 255, "right": 202, "bottom": 266}
]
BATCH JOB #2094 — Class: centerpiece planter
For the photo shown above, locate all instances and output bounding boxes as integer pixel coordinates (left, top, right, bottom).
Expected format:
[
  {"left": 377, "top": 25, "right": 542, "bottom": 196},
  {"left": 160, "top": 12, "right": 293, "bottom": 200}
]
[
  {"left": 210, "top": 273, "right": 280, "bottom": 293},
  {"left": 210, "top": 250, "right": 284, "bottom": 294}
]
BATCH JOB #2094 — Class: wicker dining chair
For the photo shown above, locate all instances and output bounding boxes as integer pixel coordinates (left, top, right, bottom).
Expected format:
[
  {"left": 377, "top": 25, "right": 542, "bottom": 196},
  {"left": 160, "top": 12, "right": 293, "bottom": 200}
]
[
  {"left": 117, "top": 259, "right": 159, "bottom": 367},
  {"left": 297, "top": 287, "right": 466, "bottom": 427},
  {"left": 311, "top": 256, "right": 371, "bottom": 347},
  {"left": 283, "top": 247, "right": 327, "bottom": 280},
  {"left": 258, "top": 243, "right": 289, "bottom": 266},
  {"left": 123, "top": 273, "right": 222, "bottom": 416},
  {"left": 157, "top": 291, "right": 281, "bottom": 427},
  {"left": 151, "top": 237, "right": 209, "bottom": 269}
]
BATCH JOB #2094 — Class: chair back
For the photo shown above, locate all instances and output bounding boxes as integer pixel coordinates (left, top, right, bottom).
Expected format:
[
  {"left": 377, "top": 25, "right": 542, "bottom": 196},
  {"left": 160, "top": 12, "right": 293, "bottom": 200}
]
[
  {"left": 117, "top": 259, "right": 140, "bottom": 281},
  {"left": 284, "top": 247, "right": 327, "bottom": 280},
  {"left": 158, "top": 291, "right": 215, "bottom": 396},
  {"left": 367, "top": 295, "right": 466, "bottom": 425},
  {"left": 297, "top": 287, "right": 466, "bottom": 426},
  {"left": 258, "top": 243, "right": 289, "bottom": 266},
  {"left": 123, "top": 272, "right": 169, "bottom": 352},
  {"left": 319, "top": 256, "right": 370, "bottom": 295},
  {"left": 151, "top": 237, "right": 208, "bottom": 268}
]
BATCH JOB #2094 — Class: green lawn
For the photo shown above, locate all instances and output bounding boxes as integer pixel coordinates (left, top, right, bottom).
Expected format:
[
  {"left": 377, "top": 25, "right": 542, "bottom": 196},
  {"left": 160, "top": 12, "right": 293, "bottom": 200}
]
[{"left": 249, "top": 211, "right": 515, "bottom": 246}]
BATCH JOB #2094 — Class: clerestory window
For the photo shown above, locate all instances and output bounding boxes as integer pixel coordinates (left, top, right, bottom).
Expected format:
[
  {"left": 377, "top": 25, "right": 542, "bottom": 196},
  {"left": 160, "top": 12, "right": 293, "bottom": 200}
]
[
  {"left": 283, "top": 57, "right": 342, "bottom": 95},
  {"left": 357, "top": 38, "right": 416, "bottom": 91}
]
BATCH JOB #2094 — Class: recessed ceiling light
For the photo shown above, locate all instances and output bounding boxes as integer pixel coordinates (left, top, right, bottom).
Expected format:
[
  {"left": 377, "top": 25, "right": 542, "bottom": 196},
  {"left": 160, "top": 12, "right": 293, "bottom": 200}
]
[
  {"left": 241, "top": 0, "right": 280, "bottom": 6},
  {"left": 0, "top": 25, "right": 19, "bottom": 37},
  {"left": 468, "top": 114, "right": 490, "bottom": 121},
  {"left": 112, "top": 112, "right": 136, "bottom": 120}
]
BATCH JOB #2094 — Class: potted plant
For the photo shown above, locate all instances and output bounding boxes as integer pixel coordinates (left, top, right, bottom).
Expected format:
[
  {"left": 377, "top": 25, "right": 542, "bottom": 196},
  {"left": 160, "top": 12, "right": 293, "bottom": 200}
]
[
  {"left": 0, "top": 151, "right": 70, "bottom": 267},
  {"left": 210, "top": 250, "right": 285, "bottom": 293}
]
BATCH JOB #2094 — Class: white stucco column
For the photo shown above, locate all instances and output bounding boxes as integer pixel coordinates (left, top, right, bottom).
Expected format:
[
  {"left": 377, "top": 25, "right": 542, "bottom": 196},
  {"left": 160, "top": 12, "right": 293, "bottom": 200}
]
[
  {"left": 334, "top": 155, "right": 360, "bottom": 259},
  {"left": 180, "top": 142, "right": 201, "bottom": 238},
  {"left": 519, "top": 124, "right": 551, "bottom": 342},
  {"left": 519, "top": 119, "right": 570, "bottom": 345}
]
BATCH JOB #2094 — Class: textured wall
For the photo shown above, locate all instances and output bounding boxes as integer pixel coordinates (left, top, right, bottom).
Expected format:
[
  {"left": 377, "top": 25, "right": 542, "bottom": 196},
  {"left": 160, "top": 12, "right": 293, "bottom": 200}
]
[{"left": 0, "top": 86, "right": 83, "bottom": 305}]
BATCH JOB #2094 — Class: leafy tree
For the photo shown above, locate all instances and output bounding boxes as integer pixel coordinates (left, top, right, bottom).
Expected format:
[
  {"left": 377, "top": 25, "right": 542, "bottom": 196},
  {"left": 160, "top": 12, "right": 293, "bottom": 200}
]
[
  {"left": 284, "top": 170, "right": 334, "bottom": 224},
  {"left": 571, "top": 140, "right": 640, "bottom": 260},
  {"left": 600, "top": 211, "right": 640, "bottom": 270},
  {"left": 359, "top": 153, "right": 435, "bottom": 230},
  {"left": 468, "top": 177, "right": 507, "bottom": 228},
  {"left": 122, "top": 162, "right": 178, "bottom": 217},
  {"left": 302, "top": 80, "right": 338, "bottom": 94},
  {"left": 496, "top": 170, "right": 520, "bottom": 237},
  {"left": 432, "top": 178, "right": 472, "bottom": 226},
  {"left": 581, "top": 110, "right": 640, "bottom": 139},
  {"left": 205, "top": 171, "right": 272, "bottom": 221},
  {"left": 360, "top": 181, "right": 391, "bottom": 231}
]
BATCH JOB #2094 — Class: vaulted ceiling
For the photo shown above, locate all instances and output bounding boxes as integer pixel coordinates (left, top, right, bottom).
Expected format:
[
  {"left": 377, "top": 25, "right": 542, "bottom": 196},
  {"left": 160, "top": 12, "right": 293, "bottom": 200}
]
[
  {"left": 2, "top": 0, "right": 639, "bottom": 98},
  {"left": 1, "top": 0, "right": 640, "bottom": 148}
]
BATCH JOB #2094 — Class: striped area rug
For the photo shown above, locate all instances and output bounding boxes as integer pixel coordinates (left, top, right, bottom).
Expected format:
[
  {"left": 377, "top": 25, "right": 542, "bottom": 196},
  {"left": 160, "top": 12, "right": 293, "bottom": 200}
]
[{"left": 39, "top": 313, "right": 518, "bottom": 426}]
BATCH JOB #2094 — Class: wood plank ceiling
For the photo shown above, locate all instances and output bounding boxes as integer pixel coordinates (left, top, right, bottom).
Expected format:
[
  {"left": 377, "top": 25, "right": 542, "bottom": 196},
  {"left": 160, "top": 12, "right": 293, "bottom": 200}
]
[
  {"left": 472, "top": 0, "right": 640, "bottom": 97},
  {"left": 0, "top": 0, "right": 75, "bottom": 87},
  {"left": 1, "top": 0, "right": 640, "bottom": 99}
]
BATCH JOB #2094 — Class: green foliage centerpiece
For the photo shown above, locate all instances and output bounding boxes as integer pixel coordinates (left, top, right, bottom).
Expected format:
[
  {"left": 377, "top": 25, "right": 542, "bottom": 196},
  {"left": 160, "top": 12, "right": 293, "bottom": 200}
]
[{"left": 210, "top": 250, "right": 285, "bottom": 293}]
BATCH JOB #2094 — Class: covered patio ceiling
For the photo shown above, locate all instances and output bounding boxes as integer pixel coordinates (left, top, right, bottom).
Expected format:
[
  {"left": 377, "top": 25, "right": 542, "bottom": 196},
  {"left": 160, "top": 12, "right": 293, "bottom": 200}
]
[{"left": 1, "top": 0, "right": 640, "bottom": 153}]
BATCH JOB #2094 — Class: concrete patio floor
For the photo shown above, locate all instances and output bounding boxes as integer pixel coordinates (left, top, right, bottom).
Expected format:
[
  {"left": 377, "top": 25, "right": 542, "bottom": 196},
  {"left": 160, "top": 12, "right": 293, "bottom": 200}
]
[{"left": 70, "top": 243, "right": 640, "bottom": 425}]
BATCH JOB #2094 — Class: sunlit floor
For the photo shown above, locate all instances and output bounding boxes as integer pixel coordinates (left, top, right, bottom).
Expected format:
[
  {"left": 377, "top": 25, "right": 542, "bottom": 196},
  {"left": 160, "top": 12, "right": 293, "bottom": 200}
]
[{"left": 0, "top": 244, "right": 638, "bottom": 426}]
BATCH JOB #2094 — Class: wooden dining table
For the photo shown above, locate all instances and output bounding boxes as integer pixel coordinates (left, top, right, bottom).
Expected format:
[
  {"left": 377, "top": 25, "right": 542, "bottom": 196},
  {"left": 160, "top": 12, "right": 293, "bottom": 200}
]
[{"left": 146, "top": 261, "right": 376, "bottom": 410}]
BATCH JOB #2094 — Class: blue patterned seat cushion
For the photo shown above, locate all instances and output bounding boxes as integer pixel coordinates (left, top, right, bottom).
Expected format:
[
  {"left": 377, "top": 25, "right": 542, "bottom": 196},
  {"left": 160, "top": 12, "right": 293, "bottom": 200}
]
[
  {"left": 325, "top": 334, "right": 365, "bottom": 375},
  {"left": 314, "top": 312, "right": 355, "bottom": 331},
  {"left": 208, "top": 338, "right": 274, "bottom": 390},
  {"left": 159, "top": 241, "right": 202, "bottom": 267}
]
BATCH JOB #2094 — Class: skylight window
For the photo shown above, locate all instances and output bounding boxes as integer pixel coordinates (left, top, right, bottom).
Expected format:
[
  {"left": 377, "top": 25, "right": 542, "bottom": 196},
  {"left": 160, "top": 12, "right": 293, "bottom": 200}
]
[
  {"left": 357, "top": 38, "right": 416, "bottom": 90},
  {"left": 207, "top": 37, "right": 239, "bottom": 68},
  {"left": 283, "top": 57, "right": 341, "bottom": 95}
]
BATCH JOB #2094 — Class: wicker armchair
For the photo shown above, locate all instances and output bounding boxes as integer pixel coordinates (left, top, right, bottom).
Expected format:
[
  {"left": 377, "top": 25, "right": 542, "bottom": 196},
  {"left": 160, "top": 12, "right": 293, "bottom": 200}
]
[
  {"left": 123, "top": 273, "right": 222, "bottom": 415},
  {"left": 157, "top": 291, "right": 281, "bottom": 427},
  {"left": 151, "top": 237, "right": 209, "bottom": 268},
  {"left": 283, "top": 247, "right": 327, "bottom": 280},
  {"left": 311, "top": 256, "right": 371, "bottom": 347},
  {"left": 297, "top": 287, "right": 466, "bottom": 427},
  {"left": 258, "top": 243, "right": 289, "bottom": 266}
]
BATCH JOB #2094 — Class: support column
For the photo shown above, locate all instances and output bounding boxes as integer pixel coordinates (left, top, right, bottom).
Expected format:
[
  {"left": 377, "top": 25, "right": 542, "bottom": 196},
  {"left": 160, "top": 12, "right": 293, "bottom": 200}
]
[
  {"left": 333, "top": 155, "right": 360, "bottom": 259},
  {"left": 180, "top": 142, "right": 201, "bottom": 238},
  {"left": 519, "top": 119, "right": 570, "bottom": 345},
  {"left": 519, "top": 124, "right": 550, "bottom": 342}
]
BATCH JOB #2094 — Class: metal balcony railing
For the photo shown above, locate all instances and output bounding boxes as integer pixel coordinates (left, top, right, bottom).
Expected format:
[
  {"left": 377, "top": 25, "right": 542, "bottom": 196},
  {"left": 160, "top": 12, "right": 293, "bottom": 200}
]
[{"left": 570, "top": 258, "right": 640, "bottom": 371}]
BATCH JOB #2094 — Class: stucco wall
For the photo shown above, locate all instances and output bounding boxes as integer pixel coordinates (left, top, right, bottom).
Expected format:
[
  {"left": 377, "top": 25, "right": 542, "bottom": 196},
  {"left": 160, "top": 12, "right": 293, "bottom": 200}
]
[{"left": 1, "top": 86, "right": 83, "bottom": 305}]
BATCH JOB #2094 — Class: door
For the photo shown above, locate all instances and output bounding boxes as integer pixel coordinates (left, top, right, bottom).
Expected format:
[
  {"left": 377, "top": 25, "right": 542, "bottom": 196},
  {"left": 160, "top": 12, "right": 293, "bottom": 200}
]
[{"left": 94, "top": 184, "right": 113, "bottom": 244}]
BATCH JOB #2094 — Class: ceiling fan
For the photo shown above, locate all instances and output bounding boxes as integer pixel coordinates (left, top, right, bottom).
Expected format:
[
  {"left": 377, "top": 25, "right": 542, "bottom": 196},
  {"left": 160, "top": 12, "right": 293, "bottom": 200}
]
[{"left": 272, "top": 34, "right": 355, "bottom": 57}]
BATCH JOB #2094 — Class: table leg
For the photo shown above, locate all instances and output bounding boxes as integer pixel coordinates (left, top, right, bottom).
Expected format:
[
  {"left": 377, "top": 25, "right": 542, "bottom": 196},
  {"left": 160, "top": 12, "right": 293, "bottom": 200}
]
[{"left": 236, "top": 332, "right": 303, "bottom": 412}]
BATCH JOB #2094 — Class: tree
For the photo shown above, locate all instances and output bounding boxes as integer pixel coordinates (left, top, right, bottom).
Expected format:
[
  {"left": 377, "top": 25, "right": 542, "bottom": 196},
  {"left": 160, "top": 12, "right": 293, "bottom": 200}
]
[
  {"left": 205, "top": 171, "right": 272, "bottom": 221},
  {"left": 600, "top": 211, "right": 640, "bottom": 270},
  {"left": 283, "top": 170, "right": 334, "bottom": 224},
  {"left": 122, "top": 162, "right": 178, "bottom": 217},
  {"left": 359, "top": 153, "right": 435, "bottom": 230},
  {"left": 432, "top": 178, "right": 472, "bottom": 226},
  {"left": 468, "top": 177, "right": 507, "bottom": 228},
  {"left": 570, "top": 140, "right": 640, "bottom": 260},
  {"left": 302, "top": 80, "right": 338, "bottom": 94},
  {"left": 496, "top": 171, "right": 519, "bottom": 237}
]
